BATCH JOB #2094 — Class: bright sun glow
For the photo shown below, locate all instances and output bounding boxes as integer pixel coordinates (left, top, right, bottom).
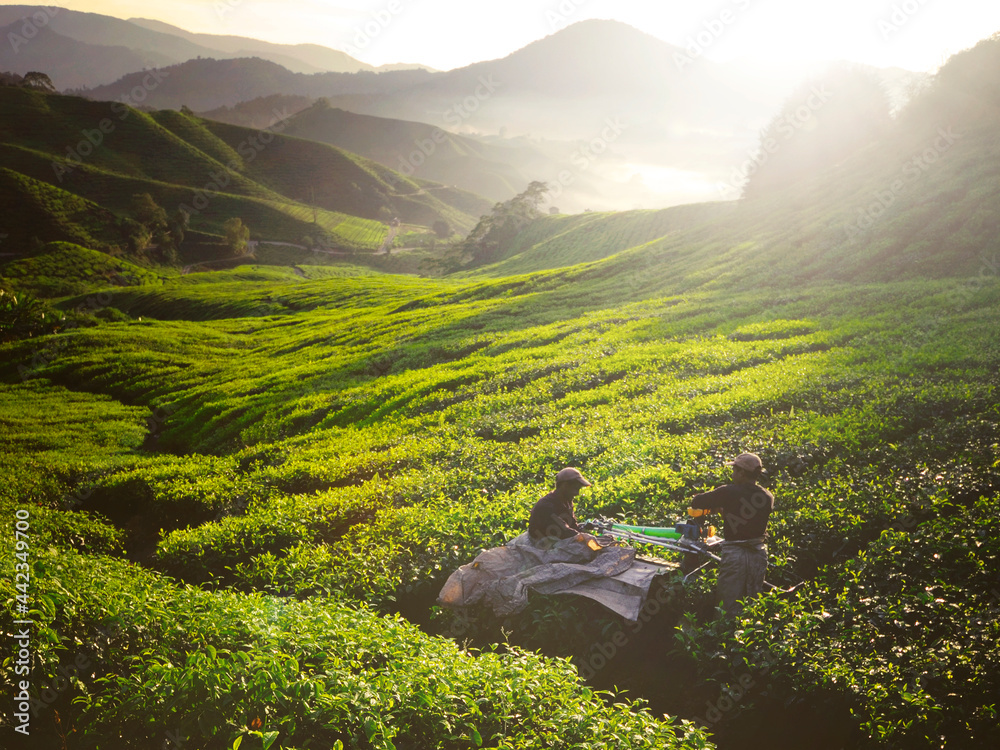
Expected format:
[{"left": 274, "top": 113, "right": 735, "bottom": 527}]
[
  {"left": 52, "top": 0, "right": 1000, "bottom": 72},
  {"left": 620, "top": 164, "right": 722, "bottom": 201}
]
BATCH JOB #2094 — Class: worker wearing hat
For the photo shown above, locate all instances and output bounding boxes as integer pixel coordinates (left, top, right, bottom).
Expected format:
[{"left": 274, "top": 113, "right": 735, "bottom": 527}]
[
  {"left": 528, "top": 467, "right": 591, "bottom": 542},
  {"left": 689, "top": 453, "right": 774, "bottom": 612}
]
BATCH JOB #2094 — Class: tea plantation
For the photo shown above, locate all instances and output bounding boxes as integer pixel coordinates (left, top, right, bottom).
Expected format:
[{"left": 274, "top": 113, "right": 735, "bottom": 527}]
[
  {"left": 2, "top": 33, "right": 1000, "bottom": 750},
  {"left": 2, "top": 249, "right": 998, "bottom": 748}
]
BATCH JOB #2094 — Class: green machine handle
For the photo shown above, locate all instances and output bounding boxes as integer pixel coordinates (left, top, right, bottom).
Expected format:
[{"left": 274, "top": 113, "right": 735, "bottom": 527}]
[{"left": 610, "top": 523, "right": 683, "bottom": 540}]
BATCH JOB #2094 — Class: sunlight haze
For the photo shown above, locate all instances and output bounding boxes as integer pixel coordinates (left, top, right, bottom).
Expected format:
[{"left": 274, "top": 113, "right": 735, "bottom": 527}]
[
  {"left": 3, "top": 1, "right": 1000, "bottom": 745},
  {"left": 49, "top": 0, "right": 1000, "bottom": 71}
]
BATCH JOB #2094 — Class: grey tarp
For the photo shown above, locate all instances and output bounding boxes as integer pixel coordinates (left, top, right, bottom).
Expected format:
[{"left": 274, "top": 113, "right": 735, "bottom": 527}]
[{"left": 437, "top": 532, "right": 672, "bottom": 621}]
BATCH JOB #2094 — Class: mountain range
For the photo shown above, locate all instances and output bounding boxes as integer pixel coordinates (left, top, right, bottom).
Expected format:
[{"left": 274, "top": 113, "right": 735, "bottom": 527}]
[
  {"left": 0, "top": 84, "right": 490, "bottom": 256},
  {"left": 1, "top": 6, "right": 933, "bottom": 211},
  {"left": 0, "top": 4, "right": 426, "bottom": 90},
  {"left": 459, "top": 33, "right": 1000, "bottom": 287}
]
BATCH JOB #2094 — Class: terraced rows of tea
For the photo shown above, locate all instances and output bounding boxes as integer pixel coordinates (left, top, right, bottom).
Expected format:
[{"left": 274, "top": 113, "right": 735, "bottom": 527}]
[
  {"left": 4, "top": 32, "right": 1000, "bottom": 750},
  {"left": 2, "top": 258, "right": 998, "bottom": 748}
]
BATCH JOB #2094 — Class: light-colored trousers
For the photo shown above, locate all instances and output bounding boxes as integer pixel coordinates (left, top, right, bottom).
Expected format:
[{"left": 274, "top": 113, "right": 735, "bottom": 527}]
[{"left": 718, "top": 541, "right": 767, "bottom": 612}]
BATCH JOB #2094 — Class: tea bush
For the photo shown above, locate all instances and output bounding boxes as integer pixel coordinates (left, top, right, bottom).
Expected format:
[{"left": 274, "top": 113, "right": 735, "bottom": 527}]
[
  {"left": 2, "top": 253, "right": 998, "bottom": 748},
  {"left": 676, "top": 498, "right": 1000, "bottom": 748},
  {"left": 0, "top": 548, "right": 712, "bottom": 750}
]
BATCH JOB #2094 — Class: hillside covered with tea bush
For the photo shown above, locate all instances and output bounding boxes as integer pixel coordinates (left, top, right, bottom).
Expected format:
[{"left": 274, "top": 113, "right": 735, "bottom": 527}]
[
  {"left": 2, "top": 33, "right": 1000, "bottom": 750},
  {"left": 0, "top": 85, "right": 489, "bottom": 257}
]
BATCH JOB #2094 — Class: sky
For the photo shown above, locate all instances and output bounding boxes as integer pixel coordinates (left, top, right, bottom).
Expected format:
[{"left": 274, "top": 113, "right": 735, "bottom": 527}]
[{"left": 47, "top": 0, "right": 1000, "bottom": 72}]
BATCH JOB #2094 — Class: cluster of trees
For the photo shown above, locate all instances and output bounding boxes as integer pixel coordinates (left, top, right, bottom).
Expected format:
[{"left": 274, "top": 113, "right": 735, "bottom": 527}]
[
  {"left": 742, "top": 65, "right": 893, "bottom": 198},
  {"left": 125, "top": 193, "right": 188, "bottom": 263},
  {"left": 432, "top": 219, "right": 451, "bottom": 239},
  {"left": 223, "top": 218, "right": 250, "bottom": 257},
  {"left": 433, "top": 180, "right": 549, "bottom": 271},
  {"left": 0, "top": 70, "right": 56, "bottom": 92},
  {"left": 125, "top": 194, "right": 250, "bottom": 261}
]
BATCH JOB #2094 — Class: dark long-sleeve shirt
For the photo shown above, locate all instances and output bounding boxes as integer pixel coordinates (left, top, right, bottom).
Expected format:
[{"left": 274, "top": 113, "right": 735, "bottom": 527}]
[
  {"left": 691, "top": 483, "right": 773, "bottom": 541},
  {"left": 528, "top": 491, "right": 581, "bottom": 540}
]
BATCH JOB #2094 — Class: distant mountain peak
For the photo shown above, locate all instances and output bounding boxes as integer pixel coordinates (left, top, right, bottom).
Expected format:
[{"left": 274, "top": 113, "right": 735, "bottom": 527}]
[
  {"left": 524, "top": 17, "right": 679, "bottom": 54},
  {"left": 440, "top": 15, "right": 699, "bottom": 100}
]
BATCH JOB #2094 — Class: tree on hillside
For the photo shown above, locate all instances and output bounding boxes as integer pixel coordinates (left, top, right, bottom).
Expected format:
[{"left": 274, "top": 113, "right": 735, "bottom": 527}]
[
  {"left": 131, "top": 193, "right": 168, "bottom": 233},
  {"left": 21, "top": 71, "right": 56, "bottom": 93},
  {"left": 460, "top": 180, "right": 549, "bottom": 267},
  {"left": 432, "top": 219, "right": 451, "bottom": 239},
  {"left": 223, "top": 218, "right": 250, "bottom": 257},
  {"left": 163, "top": 209, "right": 188, "bottom": 264},
  {"left": 919, "top": 31, "right": 1000, "bottom": 112},
  {"left": 130, "top": 193, "right": 184, "bottom": 263},
  {"left": 122, "top": 218, "right": 152, "bottom": 256},
  {"left": 169, "top": 209, "right": 189, "bottom": 248},
  {"left": 742, "top": 65, "right": 892, "bottom": 199}
]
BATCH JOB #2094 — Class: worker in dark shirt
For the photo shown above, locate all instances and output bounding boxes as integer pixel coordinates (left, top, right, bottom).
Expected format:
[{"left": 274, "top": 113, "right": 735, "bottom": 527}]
[
  {"left": 690, "top": 452, "right": 774, "bottom": 612},
  {"left": 528, "top": 467, "right": 591, "bottom": 542}
]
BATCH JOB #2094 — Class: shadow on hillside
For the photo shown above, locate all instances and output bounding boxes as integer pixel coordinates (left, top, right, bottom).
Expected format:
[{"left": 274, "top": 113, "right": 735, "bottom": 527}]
[{"left": 392, "top": 574, "right": 856, "bottom": 750}]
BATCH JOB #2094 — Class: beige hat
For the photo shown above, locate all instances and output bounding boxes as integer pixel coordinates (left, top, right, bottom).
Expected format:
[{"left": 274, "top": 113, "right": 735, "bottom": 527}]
[
  {"left": 726, "top": 453, "right": 766, "bottom": 473},
  {"left": 556, "top": 467, "right": 592, "bottom": 486}
]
